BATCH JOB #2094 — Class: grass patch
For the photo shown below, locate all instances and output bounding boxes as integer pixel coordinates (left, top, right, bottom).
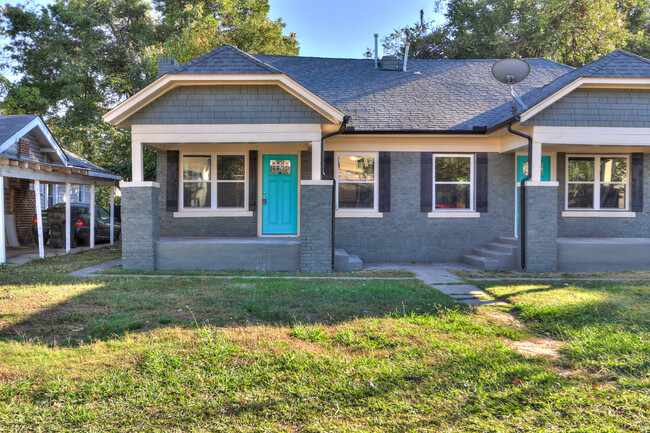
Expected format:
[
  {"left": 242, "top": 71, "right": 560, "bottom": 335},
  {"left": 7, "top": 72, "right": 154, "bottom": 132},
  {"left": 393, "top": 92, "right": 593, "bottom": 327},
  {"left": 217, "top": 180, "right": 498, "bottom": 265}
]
[
  {"left": 0, "top": 247, "right": 649, "bottom": 431},
  {"left": 99, "top": 266, "right": 416, "bottom": 278}
]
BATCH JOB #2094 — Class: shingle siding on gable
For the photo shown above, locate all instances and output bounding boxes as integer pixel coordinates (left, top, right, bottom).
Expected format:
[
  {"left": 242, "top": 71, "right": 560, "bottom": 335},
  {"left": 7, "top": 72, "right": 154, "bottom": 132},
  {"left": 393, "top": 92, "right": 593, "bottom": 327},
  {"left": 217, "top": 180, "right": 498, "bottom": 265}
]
[
  {"left": 129, "top": 85, "right": 331, "bottom": 125},
  {"left": 524, "top": 89, "right": 650, "bottom": 127}
]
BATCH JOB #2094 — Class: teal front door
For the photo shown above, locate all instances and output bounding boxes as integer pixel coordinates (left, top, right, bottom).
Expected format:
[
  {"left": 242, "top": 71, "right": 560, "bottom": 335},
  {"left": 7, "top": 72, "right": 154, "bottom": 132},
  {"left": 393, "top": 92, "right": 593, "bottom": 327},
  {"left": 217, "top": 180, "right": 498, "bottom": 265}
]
[
  {"left": 515, "top": 155, "right": 551, "bottom": 235},
  {"left": 262, "top": 154, "right": 298, "bottom": 235}
]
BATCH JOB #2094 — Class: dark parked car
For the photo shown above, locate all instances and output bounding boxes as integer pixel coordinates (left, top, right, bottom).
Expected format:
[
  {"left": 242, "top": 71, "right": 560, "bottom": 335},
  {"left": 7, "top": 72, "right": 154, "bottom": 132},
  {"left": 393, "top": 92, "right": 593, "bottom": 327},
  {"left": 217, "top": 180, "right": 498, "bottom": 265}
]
[{"left": 33, "top": 203, "right": 121, "bottom": 248}]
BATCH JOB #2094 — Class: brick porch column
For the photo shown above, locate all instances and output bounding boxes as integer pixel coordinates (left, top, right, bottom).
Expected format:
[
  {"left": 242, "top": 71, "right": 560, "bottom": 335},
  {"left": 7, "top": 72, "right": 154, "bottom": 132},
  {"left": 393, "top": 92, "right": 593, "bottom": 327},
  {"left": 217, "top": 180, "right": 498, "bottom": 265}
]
[
  {"left": 300, "top": 181, "right": 333, "bottom": 272},
  {"left": 523, "top": 182, "right": 558, "bottom": 272},
  {"left": 121, "top": 182, "right": 159, "bottom": 270}
]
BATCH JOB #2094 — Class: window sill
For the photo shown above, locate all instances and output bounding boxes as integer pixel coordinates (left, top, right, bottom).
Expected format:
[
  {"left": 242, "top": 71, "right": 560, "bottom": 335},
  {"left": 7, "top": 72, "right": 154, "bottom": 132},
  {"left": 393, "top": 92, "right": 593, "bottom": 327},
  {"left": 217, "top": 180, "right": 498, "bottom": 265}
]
[
  {"left": 335, "top": 211, "right": 383, "bottom": 219},
  {"left": 173, "top": 210, "right": 254, "bottom": 218},
  {"left": 561, "top": 211, "right": 636, "bottom": 218},
  {"left": 428, "top": 211, "right": 480, "bottom": 219}
]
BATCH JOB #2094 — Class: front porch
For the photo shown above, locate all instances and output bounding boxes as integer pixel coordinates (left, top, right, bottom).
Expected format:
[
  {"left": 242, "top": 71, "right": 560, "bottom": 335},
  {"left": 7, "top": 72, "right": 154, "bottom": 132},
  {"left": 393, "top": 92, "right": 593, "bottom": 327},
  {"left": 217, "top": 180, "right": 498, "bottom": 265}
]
[{"left": 156, "top": 236, "right": 301, "bottom": 271}]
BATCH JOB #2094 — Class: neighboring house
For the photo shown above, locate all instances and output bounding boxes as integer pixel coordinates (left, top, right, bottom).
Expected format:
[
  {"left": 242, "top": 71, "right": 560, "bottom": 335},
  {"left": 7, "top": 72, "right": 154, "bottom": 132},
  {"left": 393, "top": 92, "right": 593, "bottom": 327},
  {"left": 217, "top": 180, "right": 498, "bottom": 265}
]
[
  {"left": 0, "top": 115, "right": 120, "bottom": 259},
  {"left": 104, "top": 46, "right": 650, "bottom": 273}
]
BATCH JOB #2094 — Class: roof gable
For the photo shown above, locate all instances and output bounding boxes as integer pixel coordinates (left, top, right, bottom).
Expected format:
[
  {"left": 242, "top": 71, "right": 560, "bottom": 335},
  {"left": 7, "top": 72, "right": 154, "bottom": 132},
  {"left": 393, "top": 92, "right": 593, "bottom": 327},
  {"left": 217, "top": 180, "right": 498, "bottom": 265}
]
[
  {"left": 0, "top": 115, "right": 69, "bottom": 166},
  {"left": 168, "top": 45, "right": 283, "bottom": 75}
]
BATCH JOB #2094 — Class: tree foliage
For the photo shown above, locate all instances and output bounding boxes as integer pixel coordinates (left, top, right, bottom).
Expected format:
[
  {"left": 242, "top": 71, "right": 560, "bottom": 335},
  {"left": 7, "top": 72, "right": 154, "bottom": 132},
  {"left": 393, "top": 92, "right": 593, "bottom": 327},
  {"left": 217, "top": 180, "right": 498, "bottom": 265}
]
[
  {"left": 383, "top": 0, "right": 646, "bottom": 67},
  {"left": 0, "top": 0, "right": 298, "bottom": 182}
]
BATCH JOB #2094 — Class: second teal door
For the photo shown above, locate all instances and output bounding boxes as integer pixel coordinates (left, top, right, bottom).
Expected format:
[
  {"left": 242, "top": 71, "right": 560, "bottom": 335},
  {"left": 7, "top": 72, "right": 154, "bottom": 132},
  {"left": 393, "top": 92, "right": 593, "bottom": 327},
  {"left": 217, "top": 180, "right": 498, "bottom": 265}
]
[{"left": 262, "top": 154, "right": 298, "bottom": 235}]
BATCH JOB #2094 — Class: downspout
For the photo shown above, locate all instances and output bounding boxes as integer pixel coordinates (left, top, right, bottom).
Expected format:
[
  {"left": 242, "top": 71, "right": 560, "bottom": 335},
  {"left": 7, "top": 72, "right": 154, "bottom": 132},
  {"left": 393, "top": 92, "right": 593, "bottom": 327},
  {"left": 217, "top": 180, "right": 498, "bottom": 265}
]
[
  {"left": 321, "top": 115, "right": 351, "bottom": 268},
  {"left": 507, "top": 119, "right": 532, "bottom": 270}
]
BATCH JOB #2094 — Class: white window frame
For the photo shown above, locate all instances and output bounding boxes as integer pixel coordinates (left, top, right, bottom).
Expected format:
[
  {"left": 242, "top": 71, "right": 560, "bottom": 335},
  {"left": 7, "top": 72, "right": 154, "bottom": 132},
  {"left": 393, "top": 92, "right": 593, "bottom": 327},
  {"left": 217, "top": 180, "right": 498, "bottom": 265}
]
[
  {"left": 565, "top": 154, "right": 630, "bottom": 212},
  {"left": 179, "top": 152, "right": 248, "bottom": 212},
  {"left": 334, "top": 152, "right": 379, "bottom": 213},
  {"left": 431, "top": 154, "right": 475, "bottom": 212}
]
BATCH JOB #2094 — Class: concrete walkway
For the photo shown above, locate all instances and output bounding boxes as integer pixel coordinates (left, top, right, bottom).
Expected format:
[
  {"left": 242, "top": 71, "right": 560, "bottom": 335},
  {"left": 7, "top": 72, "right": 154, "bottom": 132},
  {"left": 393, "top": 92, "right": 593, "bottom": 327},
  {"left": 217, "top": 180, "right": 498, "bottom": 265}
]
[
  {"left": 68, "top": 259, "right": 507, "bottom": 306},
  {"left": 364, "top": 263, "right": 508, "bottom": 306}
]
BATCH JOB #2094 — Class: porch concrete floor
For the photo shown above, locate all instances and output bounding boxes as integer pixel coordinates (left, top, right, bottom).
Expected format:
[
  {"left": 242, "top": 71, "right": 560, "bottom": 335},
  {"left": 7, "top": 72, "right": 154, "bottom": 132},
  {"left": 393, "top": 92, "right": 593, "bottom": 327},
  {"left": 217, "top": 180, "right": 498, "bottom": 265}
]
[{"left": 4, "top": 243, "right": 114, "bottom": 266}]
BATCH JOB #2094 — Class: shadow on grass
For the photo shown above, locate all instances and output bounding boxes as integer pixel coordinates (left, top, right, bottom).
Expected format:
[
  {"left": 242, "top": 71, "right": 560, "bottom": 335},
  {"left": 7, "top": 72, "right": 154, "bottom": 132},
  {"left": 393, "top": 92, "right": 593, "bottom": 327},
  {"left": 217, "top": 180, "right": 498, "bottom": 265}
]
[{"left": 0, "top": 276, "right": 466, "bottom": 346}]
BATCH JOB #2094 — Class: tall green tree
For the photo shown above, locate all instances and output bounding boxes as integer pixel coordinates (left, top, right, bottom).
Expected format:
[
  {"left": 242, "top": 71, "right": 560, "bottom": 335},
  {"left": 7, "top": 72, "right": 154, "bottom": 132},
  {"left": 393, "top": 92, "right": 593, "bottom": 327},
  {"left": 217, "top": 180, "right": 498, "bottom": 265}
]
[
  {"left": 383, "top": 0, "right": 641, "bottom": 67},
  {"left": 0, "top": 0, "right": 298, "bottom": 181}
]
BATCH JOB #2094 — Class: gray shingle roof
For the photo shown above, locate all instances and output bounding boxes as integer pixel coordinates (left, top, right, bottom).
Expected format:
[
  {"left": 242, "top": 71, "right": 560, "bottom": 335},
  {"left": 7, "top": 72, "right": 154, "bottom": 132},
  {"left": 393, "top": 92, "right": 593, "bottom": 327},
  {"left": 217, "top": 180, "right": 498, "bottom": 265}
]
[
  {"left": 169, "top": 45, "right": 282, "bottom": 75},
  {"left": 163, "top": 46, "right": 650, "bottom": 131},
  {"left": 0, "top": 114, "right": 39, "bottom": 145}
]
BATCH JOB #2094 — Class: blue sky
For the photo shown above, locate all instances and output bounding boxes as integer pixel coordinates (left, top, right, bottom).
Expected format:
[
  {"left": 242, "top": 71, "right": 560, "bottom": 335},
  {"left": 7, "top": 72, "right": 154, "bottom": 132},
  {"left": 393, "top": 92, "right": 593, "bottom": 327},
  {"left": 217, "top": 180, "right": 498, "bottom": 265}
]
[
  {"left": 267, "top": 0, "right": 443, "bottom": 58},
  {"left": 4, "top": 0, "right": 443, "bottom": 59}
]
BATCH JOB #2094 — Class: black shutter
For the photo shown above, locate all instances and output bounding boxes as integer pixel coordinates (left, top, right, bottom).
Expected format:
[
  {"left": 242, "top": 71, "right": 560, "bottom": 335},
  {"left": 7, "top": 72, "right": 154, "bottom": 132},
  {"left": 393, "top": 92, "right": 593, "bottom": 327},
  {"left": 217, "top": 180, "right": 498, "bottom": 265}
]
[
  {"left": 420, "top": 152, "right": 432, "bottom": 212},
  {"left": 378, "top": 152, "right": 391, "bottom": 212},
  {"left": 249, "top": 150, "right": 258, "bottom": 211},
  {"left": 632, "top": 153, "right": 644, "bottom": 212},
  {"left": 166, "top": 150, "right": 179, "bottom": 212},
  {"left": 324, "top": 151, "right": 334, "bottom": 178},
  {"left": 475, "top": 152, "right": 488, "bottom": 213}
]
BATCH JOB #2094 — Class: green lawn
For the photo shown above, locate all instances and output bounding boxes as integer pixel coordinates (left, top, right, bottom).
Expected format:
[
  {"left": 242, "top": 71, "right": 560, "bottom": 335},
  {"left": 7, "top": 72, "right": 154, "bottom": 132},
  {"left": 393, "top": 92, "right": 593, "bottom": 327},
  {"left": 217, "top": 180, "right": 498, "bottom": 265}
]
[{"left": 0, "top": 250, "right": 648, "bottom": 432}]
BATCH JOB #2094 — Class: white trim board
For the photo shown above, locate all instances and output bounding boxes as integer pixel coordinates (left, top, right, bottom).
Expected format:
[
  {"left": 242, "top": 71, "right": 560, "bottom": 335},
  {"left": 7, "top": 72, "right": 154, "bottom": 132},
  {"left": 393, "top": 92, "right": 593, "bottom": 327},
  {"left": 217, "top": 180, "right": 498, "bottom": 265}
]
[
  {"left": 132, "top": 123, "right": 323, "bottom": 144},
  {"left": 103, "top": 74, "right": 346, "bottom": 127},
  {"left": 533, "top": 126, "right": 650, "bottom": 146}
]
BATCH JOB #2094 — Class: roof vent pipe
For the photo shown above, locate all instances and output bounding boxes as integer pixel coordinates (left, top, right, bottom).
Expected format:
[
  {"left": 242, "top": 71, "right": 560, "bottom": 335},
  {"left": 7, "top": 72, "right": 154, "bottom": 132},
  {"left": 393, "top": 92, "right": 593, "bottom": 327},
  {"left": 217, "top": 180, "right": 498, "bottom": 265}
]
[
  {"left": 403, "top": 43, "right": 410, "bottom": 72},
  {"left": 374, "top": 34, "right": 379, "bottom": 68}
]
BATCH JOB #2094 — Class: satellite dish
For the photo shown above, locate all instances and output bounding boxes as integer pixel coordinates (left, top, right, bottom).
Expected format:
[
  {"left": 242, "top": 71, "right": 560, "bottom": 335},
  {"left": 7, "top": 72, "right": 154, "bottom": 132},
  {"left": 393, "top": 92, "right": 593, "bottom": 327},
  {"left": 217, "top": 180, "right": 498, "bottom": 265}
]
[{"left": 491, "top": 58, "right": 530, "bottom": 84}]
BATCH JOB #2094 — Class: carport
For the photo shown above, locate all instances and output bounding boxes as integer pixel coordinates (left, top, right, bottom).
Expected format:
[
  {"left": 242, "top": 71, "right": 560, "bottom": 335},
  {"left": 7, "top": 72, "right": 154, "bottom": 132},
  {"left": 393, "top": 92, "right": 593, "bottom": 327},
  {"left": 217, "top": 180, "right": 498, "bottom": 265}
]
[{"left": 0, "top": 115, "right": 121, "bottom": 264}]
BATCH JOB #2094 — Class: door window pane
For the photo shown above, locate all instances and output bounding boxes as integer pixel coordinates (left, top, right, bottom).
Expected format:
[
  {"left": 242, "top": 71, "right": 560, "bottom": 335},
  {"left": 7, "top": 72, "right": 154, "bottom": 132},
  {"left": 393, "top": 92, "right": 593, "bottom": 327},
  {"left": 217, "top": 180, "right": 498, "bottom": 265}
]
[
  {"left": 600, "top": 184, "right": 626, "bottom": 209},
  {"left": 338, "top": 156, "right": 375, "bottom": 181},
  {"left": 600, "top": 158, "right": 627, "bottom": 182},
  {"left": 435, "top": 184, "right": 470, "bottom": 209},
  {"left": 338, "top": 183, "right": 374, "bottom": 208},
  {"left": 217, "top": 183, "right": 245, "bottom": 208},
  {"left": 183, "top": 182, "right": 211, "bottom": 208},
  {"left": 435, "top": 157, "right": 471, "bottom": 182},
  {"left": 568, "top": 184, "right": 594, "bottom": 208},
  {"left": 184, "top": 156, "right": 211, "bottom": 180},
  {"left": 568, "top": 157, "right": 594, "bottom": 182},
  {"left": 270, "top": 159, "right": 291, "bottom": 174},
  {"left": 217, "top": 155, "right": 245, "bottom": 180}
]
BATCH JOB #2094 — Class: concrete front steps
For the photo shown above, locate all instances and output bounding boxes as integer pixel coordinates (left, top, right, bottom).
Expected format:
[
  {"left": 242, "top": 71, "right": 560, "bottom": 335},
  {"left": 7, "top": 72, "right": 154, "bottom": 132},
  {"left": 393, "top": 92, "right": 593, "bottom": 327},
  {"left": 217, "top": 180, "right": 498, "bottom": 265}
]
[
  {"left": 334, "top": 249, "right": 363, "bottom": 271},
  {"left": 462, "top": 237, "right": 519, "bottom": 270}
]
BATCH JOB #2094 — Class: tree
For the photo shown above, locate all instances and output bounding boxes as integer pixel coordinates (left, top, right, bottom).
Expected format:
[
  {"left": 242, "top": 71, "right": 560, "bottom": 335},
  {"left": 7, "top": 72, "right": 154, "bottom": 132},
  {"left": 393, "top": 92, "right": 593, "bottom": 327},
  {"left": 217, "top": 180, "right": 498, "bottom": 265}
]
[
  {"left": 0, "top": 0, "right": 298, "bottom": 182},
  {"left": 382, "top": 0, "right": 641, "bottom": 67}
]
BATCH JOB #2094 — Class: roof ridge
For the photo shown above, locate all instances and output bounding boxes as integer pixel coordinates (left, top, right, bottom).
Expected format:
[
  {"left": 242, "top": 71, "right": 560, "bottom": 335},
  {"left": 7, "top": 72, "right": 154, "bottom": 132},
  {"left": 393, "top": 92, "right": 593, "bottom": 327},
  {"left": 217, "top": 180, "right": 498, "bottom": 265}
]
[
  {"left": 224, "top": 45, "right": 283, "bottom": 74},
  {"left": 615, "top": 49, "right": 650, "bottom": 66},
  {"left": 170, "top": 44, "right": 283, "bottom": 75},
  {"left": 586, "top": 50, "right": 621, "bottom": 76}
]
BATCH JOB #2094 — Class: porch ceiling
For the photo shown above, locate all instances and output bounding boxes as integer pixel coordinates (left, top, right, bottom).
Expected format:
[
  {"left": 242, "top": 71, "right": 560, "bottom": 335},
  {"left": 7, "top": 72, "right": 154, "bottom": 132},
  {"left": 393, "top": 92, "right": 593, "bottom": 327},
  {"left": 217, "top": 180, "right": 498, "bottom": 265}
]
[{"left": 0, "top": 156, "right": 118, "bottom": 186}]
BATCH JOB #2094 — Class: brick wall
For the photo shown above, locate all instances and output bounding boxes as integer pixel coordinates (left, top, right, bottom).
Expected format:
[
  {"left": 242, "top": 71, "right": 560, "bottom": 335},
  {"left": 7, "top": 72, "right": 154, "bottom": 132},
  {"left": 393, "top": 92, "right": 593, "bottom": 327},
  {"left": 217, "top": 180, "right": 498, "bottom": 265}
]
[
  {"left": 10, "top": 178, "right": 36, "bottom": 245},
  {"left": 122, "top": 185, "right": 159, "bottom": 270},
  {"left": 156, "top": 151, "right": 257, "bottom": 237},
  {"left": 334, "top": 152, "right": 516, "bottom": 263},
  {"left": 300, "top": 184, "right": 333, "bottom": 272},
  {"left": 128, "top": 85, "right": 331, "bottom": 125},
  {"left": 524, "top": 185, "right": 558, "bottom": 272}
]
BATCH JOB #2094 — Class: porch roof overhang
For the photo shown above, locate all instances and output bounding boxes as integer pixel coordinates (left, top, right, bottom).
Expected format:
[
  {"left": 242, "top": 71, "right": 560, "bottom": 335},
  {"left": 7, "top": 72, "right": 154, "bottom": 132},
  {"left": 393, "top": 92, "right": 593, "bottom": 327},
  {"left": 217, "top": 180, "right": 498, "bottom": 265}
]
[
  {"left": 0, "top": 154, "right": 120, "bottom": 186},
  {"left": 132, "top": 123, "right": 323, "bottom": 146}
]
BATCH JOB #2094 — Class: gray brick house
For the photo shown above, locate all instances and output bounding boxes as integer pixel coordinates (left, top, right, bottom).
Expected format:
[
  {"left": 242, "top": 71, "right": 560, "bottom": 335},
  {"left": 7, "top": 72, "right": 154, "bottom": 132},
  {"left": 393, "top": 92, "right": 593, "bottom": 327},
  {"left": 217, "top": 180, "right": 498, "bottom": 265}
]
[{"left": 104, "top": 46, "right": 650, "bottom": 273}]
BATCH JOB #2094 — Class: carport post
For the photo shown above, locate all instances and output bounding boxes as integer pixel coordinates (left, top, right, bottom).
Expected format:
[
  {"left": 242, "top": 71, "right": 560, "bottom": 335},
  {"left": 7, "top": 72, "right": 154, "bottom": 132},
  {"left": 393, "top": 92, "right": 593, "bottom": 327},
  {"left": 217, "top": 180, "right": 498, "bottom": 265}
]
[
  {"left": 65, "top": 182, "right": 71, "bottom": 253},
  {"left": 109, "top": 185, "right": 115, "bottom": 245},
  {"left": 89, "top": 184, "right": 95, "bottom": 249},
  {"left": 0, "top": 176, "right": 5, "bottom": 264},
  {"left": 34, "top": 180, "right": 45, "bottom": 259}
]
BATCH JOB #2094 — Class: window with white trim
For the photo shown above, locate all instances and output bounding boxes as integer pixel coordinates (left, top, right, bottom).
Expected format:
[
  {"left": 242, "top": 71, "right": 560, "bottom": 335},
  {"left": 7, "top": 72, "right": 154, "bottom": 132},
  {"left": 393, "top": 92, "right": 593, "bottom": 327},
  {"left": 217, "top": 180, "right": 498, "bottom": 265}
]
[
  {"left": 566, "top": 155, "right": 628, "bottom": 210},
  {"left": 433, "top": 154, "right": 474, "bottom": 211},
  {"left": 335, "top": 153, "right": 377, "bottom": 210},
  {"left": 181, "top": 153, "right": 247, "bottom": 210}
]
